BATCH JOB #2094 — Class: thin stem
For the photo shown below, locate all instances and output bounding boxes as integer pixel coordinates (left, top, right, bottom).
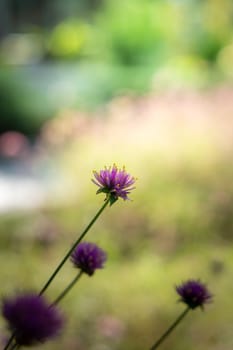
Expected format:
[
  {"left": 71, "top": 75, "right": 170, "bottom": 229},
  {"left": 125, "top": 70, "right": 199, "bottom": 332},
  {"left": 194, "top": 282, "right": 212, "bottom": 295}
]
[
  {"left": 39, "top": 199, "right": 109, "bottom": 296},
  {"left": 3, "top": 332, "right": 16, "bottom": 350},
  {"left": 9, "top": 343, "right": 19, "bottom": 350},
  {"left": 52, "top": 271, "right": 83, "bottom": 306},
  {"left": 3, "top": 199, "right": 110, "bottom": 350},
  {"left": 149, "top": 307, "right": 190, "bottom": 350}
]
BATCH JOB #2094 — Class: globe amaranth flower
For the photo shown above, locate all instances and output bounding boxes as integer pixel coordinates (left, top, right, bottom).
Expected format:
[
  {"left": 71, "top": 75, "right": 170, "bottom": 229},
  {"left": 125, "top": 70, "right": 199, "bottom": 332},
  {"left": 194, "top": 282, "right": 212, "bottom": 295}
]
[
  {"left": 92, "top": 164, "right": 136, "bottom": 205},
  {"left": 71, "top": 242, "right": 107, "bottom": 276},
  {"left": 2, "top": 293, "right": 64, "bottom": 346},
  {"left": 176, "top": 279, "right": 213, "bottom": 309}
]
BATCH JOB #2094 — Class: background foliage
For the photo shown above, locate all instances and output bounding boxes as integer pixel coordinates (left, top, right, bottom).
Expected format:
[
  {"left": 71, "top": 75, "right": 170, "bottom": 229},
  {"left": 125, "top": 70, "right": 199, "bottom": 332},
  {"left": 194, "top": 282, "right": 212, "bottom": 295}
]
[{"left": 0, "top": 0, "right": 233, "bottom": 134}]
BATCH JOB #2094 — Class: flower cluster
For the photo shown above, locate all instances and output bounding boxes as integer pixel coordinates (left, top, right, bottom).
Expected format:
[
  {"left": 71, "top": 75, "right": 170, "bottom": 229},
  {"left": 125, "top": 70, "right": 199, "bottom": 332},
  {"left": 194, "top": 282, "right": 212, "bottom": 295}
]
[
  {"left": 71, "top": 242, "right": 107, "bottom": 276},
  {"left": 176, "top": 279, "right": 213, "bottom": 309},
  {"left": 2, "top": 293, "right": 63, "bottom": 346},
  {"left": 1, "top": 164, "right": 133, "bottom": 350},
  {"left": 92, "top": 164, "right": 136, "bottom": 204},
  {"left": 1, "top": 164, "right": 215, "bottom": 350}
]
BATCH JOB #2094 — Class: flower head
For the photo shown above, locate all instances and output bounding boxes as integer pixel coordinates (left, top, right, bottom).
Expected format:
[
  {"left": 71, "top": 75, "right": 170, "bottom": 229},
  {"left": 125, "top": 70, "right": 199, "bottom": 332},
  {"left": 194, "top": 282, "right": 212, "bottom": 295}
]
[
  {"left": 92, "top": 164, "right": 136, "bottom": 205},
  {"left": 2, "top": 293, "right": 64, "bottom": 346},
  {"left": 176, "top": 279, "right": 213, "bottom": 309},
  {"left": 71, "top": 242, "right": 107, "bottom": 276}
]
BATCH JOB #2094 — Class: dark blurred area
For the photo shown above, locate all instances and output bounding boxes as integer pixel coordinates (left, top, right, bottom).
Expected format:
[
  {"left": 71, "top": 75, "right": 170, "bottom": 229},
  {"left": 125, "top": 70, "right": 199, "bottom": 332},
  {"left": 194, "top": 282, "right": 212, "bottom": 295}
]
[
  {"left": 0, "top": 0, "right": 101, "bottom": 36},
  {"left": 0, "top": 0, "right": 103, "bottom": 136}
]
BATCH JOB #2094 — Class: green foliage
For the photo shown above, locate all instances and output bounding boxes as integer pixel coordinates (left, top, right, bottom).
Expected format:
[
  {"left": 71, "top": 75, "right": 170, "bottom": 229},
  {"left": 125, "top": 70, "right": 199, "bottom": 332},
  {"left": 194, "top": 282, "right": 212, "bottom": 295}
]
[
  {"left": 93, "top": 0, "right": 167, "bottom": 65},
  {"left": 47, "top": 20, "right": 91, "bottom": 59},
  {"left": 90, "top": 0, "right": 233, "bottom": 67},
  {"left": 1, "top": 0, "right": 233, "bottom": 135},
  {"left": 1, "top": 0, "right": 232, "bottom": 68}
]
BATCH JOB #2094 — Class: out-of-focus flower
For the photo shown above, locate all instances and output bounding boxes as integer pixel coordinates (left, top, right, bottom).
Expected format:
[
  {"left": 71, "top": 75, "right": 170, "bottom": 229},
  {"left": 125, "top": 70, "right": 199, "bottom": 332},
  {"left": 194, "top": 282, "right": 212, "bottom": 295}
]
[
  {"left": 71, "top": 242, "right": 107, "bottom": 276},
  {"left": 97, "top": 315, "right": 125, "bottom": 340},
  {"left": 92, "top": 164, "right": 136, "bottom": 205},
  {"left": 149, "top": 280, "right": 212, "bottom": 350},
  {"left": 0, "top": 131, "right": 29, "bottom": 158},
  {"left": 176, "top": 279, "right": 213, "bottom": 309},
  {"left": 2, "top": 293, "right": 64, "bottom": 346}
]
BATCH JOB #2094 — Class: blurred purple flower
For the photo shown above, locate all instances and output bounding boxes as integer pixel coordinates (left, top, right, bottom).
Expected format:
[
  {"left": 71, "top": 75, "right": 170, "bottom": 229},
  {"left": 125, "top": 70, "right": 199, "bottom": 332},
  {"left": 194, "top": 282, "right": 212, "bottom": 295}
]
[
  {"left": 71, "top": 242, "right": 107, "bottom": 276},
  {"left": 2, "top": 293, "right": 64, "bottom": 346},
  {"left": 176, "top": 279, "right": 213, "bottom": 309},
  {"left": 92, "top": 164, "right": 136, "bottom": 204}
]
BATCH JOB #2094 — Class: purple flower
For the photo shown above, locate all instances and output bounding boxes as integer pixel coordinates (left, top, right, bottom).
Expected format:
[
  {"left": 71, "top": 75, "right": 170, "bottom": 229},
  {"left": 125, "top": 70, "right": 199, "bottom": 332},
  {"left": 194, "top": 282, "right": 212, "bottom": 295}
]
[
  {"left": 2, "top": 293, "right": 64, "bottom": 346},
  {"left": 71, "top": 242, "right": 107, "bottom": 276},
  {"left": 176, "top": 279, "right": 213, "bottom": 309},
  {"left": 92, "top": 164, "right": 136, "bottom": 204}
]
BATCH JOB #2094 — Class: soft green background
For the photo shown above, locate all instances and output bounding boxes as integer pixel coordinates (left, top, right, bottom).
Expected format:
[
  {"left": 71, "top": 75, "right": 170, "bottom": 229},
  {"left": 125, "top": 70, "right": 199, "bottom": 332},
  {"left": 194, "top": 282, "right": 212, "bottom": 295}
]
[{"left": 1, "top": 91, "right": 233, "bottom": 349}]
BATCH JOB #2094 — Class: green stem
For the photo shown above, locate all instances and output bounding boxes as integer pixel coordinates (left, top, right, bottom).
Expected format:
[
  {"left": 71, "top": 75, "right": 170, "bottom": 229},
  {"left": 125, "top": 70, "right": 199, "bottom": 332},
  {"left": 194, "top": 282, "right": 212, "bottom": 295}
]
[
  {"left": 9, "top": 343, "right": 19, "bottom": 350},
  {"left": 149, "top": 307, "right": 190, "bottom": 350},
  {"left": 4, "top": 199, "right": 110, "bottom": 350},
  {"left": 52, "top": 271, "right": 83, "bottom": 306},
  {"left": 3, "top": 332, "right": 16, "bottom": 350},
  {"left": 39, "top": 199, "right": 109, "bottom": 296}
]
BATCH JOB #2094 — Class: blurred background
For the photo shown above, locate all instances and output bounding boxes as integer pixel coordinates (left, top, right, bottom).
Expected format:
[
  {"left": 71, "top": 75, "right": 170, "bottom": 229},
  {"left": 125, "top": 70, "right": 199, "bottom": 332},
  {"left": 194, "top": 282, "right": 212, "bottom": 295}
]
[{"left": 0, "top": 0, "right": 233, "bottom": 349}]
